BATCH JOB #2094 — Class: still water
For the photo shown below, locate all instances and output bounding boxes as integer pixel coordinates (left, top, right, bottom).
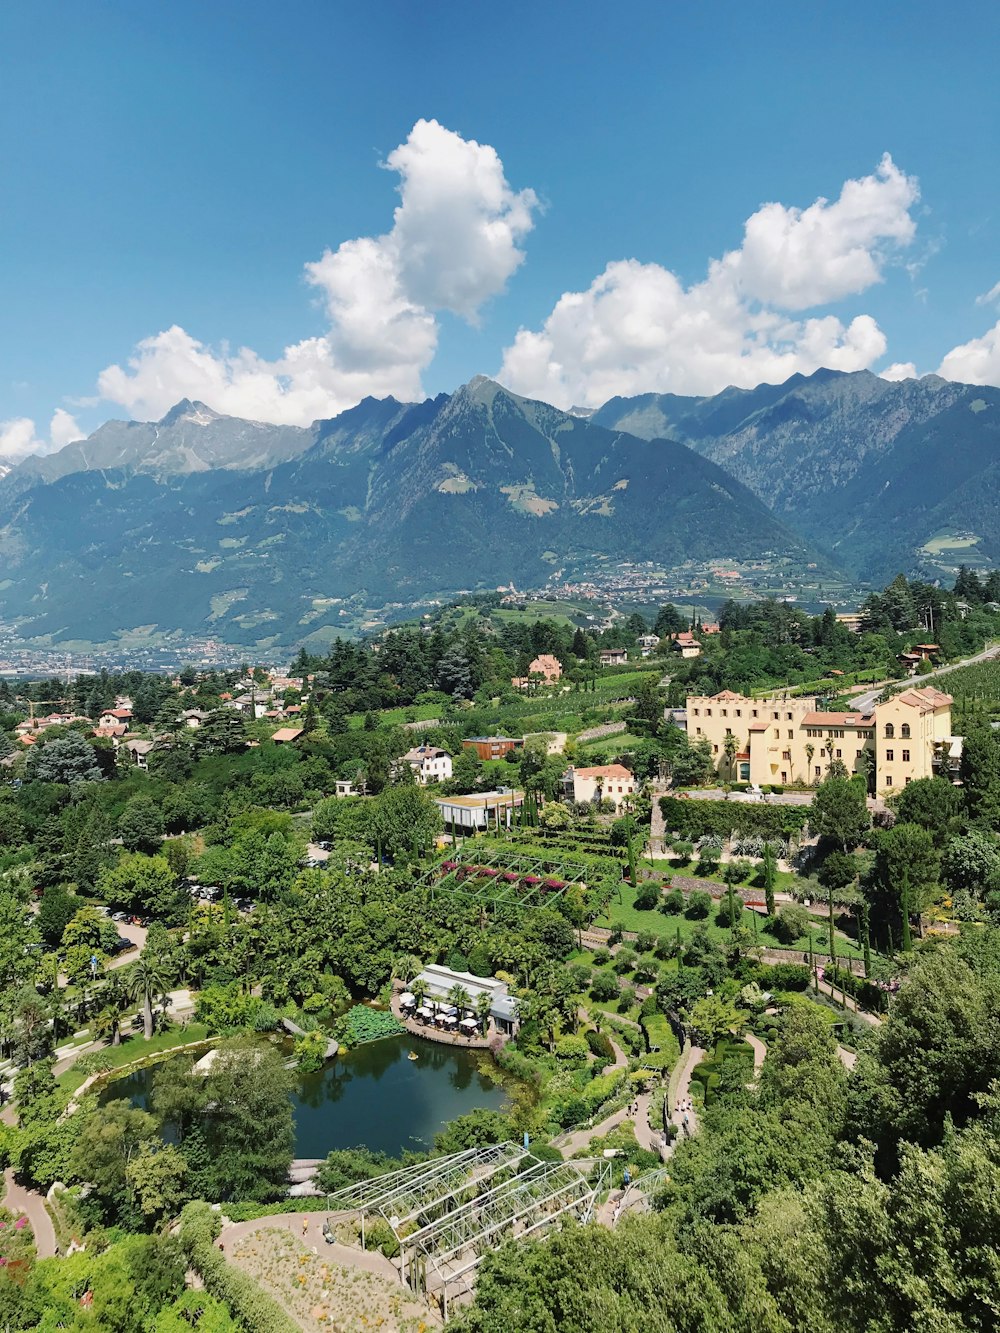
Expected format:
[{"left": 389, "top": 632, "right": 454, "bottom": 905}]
[{"left": 104, "top": 1033, "right": 508, "bottom": 1158}]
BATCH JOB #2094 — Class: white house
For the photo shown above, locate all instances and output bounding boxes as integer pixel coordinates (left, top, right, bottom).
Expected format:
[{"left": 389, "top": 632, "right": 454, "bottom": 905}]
[
  {"left": 400, "top": 744, "right": 453, "bottom": 785},
  {"left": 566, "top": 763, "right": 637, "bottom": 810}
]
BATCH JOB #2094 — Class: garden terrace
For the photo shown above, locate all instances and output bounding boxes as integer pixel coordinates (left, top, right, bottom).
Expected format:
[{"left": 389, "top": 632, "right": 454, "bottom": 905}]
[
  {"left": 420, "top": 848, "right": 589, "bottom": 912},
  {"left": 325, "top": 1144, "right": 610, "bottom": 1320}
]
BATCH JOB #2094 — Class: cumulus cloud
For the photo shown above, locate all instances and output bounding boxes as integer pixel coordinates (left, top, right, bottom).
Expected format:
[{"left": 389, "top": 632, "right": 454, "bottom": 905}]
[
  {"left": 97, "top": 120, "right": 538, "bottom": 425},
  {"left": 881, "top": 362, "right": 918, "bottom": 381},
  {"left": 937, "top": 321, "right": 1000, "bottom": 386},
  {"left": 500, "top": 154, "right": 919, "bottom": 407},
  {"left": 0, "top": 410, "right": 83, "bottom": 466}
]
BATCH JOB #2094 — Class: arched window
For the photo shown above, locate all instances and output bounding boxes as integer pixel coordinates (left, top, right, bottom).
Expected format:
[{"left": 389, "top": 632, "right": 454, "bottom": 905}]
[
  {"left": 901, "top": 723, "right": 910, "bottom": 738},
  {"left": 884, "top": 723, "right": 894, "bottom": 739}
]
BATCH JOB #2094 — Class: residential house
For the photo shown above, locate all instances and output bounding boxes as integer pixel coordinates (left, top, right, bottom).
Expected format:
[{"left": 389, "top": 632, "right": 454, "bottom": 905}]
[
  {"left": 636, "top": 634, "right": 661, "bottom": 658},
  {"left": 672, "top": 631, "right": 702, "bottom": 659},
  {"left": 566, "top": 763, "right": 637, "bottom": 809},
  {"left": 599, "top": 648, "right": 628, "bottom": 667},
  {"left": 98, "top": 708, "right": 132, "bottom": 730},
  {"left": 511, "top": 654, "right": 563, "bottom": 689},
  {"left": 271, "top": 727, "right": 304, "bottom": 744},
  {"left": 181, "top": 709, "right": 210, "bottom": 729},
  {"left": 124, "top": 739, "right": 155, "bottom": 771},
  {"left": 400, "top": 744, "right": 453, "bottom": 785}
]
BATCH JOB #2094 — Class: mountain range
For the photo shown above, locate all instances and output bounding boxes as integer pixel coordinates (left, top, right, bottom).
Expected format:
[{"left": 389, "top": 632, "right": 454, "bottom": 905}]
[
  {"left": 593, "top": 368, "right": 1000, "bottom": 579},
  {"left": 0, "top": 378, "right": 810, "bottom": 647},
  {"left": 1, "top": 367, "right": 997, "bottom": 648}
]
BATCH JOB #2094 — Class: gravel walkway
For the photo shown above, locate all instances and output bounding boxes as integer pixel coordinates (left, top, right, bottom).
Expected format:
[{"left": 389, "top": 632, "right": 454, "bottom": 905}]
[{"left": 2, "top": 1169, "right": 57, "bottom": 1259}]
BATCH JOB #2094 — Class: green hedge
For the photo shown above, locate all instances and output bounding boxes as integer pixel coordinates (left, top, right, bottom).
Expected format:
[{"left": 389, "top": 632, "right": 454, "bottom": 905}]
[
  {"left": 180, "top": 1202, "right": 300, "bottom": 1333},
  {"left": 641, "top": 1012, "right": 681, "bottom": 1071},
  {"left": 659, "top": 796, "right": 809, "bottom": 841}
]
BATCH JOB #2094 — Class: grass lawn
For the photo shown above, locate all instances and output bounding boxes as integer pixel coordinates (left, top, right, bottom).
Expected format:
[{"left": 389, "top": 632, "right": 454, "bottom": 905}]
[
  {"left": 596, "top": 883, "right": 866, "bottom": 961},
  {"left": 644, "top": 859, "right": 800, "bottom": 896},
  {"left": 57, "top": 1022, "right": 214, "bottom": 1094}
]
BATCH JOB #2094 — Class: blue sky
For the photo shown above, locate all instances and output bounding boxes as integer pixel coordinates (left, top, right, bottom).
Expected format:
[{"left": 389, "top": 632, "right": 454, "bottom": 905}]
[{"left": 2, "top": 0, "right": 999, "bottom": 457}]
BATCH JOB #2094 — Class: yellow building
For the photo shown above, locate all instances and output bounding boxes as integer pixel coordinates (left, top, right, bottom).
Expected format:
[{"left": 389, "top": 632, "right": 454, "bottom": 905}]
[{"left": 685, "top": 686, "right": 955, "bottom": 794}]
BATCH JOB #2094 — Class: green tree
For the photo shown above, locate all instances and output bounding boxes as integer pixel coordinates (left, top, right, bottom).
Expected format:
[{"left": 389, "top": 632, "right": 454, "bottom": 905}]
[
  {"left": 762, "top": 842, "right": 777, "bottom": 918},
  {"left": 891, "top": 776, "right": 961, "bottom": 837},
  {"left": 872, "top": 822, "right": 940, "bottom": 946},
  {"left": 369, "top": 783, "right": 442, "bottom": 861},
  {"left": 99, "top": 852, "right": 187, "bottom": 923},
  {"left": 26, "top": 731, "right": 104, "bottom": 785},
  {"left": 201, "top": 1037, "right": 294, "bottom": 1201},
  {"left": 118, "top": 796, "right": 166, "bottom": 854},
  {"left": 132, "top": 947, "right": 174, "bottom": 1041},
  {"left": 810, "top": 776, "right": 870, "bottom": 853},
  {"left": 941, "top": 830, "right": 1000, "bottom": 899},
  {"left": 69, "top": 1099, "right": 159, "bottom": 1221},
  {"left": 125, "top": 1142, "right": 189, "bottom": 1223},
  {"left": 960, "top": 723, "right": 1000, "bottom": 828}
]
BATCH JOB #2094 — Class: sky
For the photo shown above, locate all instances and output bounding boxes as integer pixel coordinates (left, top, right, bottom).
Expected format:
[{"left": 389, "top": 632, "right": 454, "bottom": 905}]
[{"left": 2, "top": 0, "right": 1000, "bottom": 462}]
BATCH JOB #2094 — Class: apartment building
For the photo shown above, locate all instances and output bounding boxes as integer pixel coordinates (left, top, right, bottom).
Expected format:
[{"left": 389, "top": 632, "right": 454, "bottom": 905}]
[{"left": 685, "top": 686, "right": 956, "bottom": 794}]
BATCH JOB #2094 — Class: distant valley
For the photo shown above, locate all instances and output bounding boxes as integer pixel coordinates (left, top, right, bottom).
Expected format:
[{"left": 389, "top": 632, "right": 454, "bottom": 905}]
[{"left": 0, "top": 368, "right": 997, "bottom": 650}]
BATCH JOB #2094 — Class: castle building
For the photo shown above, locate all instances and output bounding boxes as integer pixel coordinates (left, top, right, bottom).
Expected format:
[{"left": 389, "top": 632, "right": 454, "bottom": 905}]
[{"left": 684, "top": 686, "right": 957, "bottom": 794}]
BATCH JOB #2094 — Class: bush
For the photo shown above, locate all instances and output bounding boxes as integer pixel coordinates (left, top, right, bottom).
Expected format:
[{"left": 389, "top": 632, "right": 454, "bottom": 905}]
[
  {"left": 633, "top": 885, "right": 661, "bottom": 911},
  {"left": 771, "top": 903, "right": 812, "bottom": 945},
  {"left": 585, "top": 1029, "right": 615, "bottom": 1061},
  {"left": 612, "top": 948, "right": 638, "bottom": 975},
  {"left": 715, "top": 898, "right": 740, "bottom": 928},
  {"left": 660, "top": 796, "right": 808, "bottom": 841},
  {"left": 179, "top": 1203, "right": 298, "bottom": 1333},
  {"left": 661, "top": 887, "right": 685, "bottom": 914},
  {"left": 685, "top": 890, "right": 713, "bottom": 919},
  {"left": 590, "top": 972, "right": 620, "bottom": 1002},
  {"left": 636, "top": 930, "right": 657, "bottom": 953},
  {"left": 757, "top": 962, "right": 811, "bottom": 991},
  {"left": 555, "top": 1034, "right": 589, "bottom": 1062},
  {"left": 695, "top": 856, "right": 719, "bottom": 878}
]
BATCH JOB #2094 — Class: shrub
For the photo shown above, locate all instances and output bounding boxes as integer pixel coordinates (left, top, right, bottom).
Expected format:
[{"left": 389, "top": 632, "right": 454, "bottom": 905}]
[
  {"left": 612, "top": 948, "right": 638, "bottom": 975},
  {"left": 757, "top": 962, "right": 811, "bottom": 991},
  {"left": 715, "top": 898, "right": 740, "bottom": 928},
  {"left": 636, "top": 930, "right": 657, "bottom": 953},
  {"left": 661, "top": 887, "right": 685, "bottom": 914},
  {"left": 633, "top": 885, "right": 661, "bottom": 911},
  {"left": 771, "top": 903, "right": 812, "bottom": 944},
  {"left": 671, "top": 841, "right": 694, "bottom": 864},
  {"left": 660, "top": 796, "right": 808, "bottom": 841},
  {"left": 555, "top": 1034, "right": 590, "bottom": 1062},
  {"left": 179, "top": 1203, "right": 297, "bottom": 1333},
  {"left": 590, "top": 972, "right": 620, "bottom": 1002},
  {"left": 695, "top": 856, "right": 719, "bottom": 877},
  {"left": 585, "top": 1029, "right": 615, "bottom": 1061},
  {"left": 685, "top": 890, "right": 712, "bottom": 919}
]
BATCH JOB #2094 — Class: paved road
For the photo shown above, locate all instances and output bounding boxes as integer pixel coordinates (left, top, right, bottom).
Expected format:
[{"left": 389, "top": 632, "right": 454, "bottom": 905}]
[
  {"left": 107, "top": 919, "right": 147, "bottom": 969},
  {"left": 2, "top": 1169, "right": 57, "bottom": 1259},
  {"left": 847, "top": 643, "right": 1000, "bottom": 713}
]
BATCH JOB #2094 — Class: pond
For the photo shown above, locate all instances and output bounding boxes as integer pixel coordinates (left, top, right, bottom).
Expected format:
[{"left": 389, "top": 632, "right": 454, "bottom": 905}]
[{"left": 103, "top": 1033, "right": 509, "bottom": 1158}]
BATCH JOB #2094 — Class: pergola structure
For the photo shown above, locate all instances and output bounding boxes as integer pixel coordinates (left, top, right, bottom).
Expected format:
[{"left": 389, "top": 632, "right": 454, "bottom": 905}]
[
  {"left": 325, "top": 1143, "right": 611, "bottom": 1318},
  {"left": 419, "top": 847, "right": 590, "bottom": 914}
]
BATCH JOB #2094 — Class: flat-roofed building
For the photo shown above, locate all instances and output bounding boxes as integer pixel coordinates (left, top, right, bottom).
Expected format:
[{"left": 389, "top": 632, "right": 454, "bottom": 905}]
[{"left": 433, "top": 788, "right": 525, "bottom": 830}]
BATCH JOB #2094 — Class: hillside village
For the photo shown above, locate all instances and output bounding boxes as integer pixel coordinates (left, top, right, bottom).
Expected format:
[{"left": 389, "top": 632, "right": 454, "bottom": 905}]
[{"left": 2, "top": 568, "right": 1000, "bottom": 1327}]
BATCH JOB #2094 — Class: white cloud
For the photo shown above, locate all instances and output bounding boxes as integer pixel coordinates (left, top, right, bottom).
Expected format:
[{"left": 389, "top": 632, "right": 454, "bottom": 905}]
[
  {"left": 500, "top": 155, "right": 919, "bottom": 407},
  {"left": 97, "top": 119, "right": 538, "bottom": 425},
  {"left": 881, "top": 362, "right": 918, "bottom": 381},
  {"left": 975, "top": 280, "right": 1000, "bottom": 308},
  {"left": 937, "top": 320, "right": 1000, "bottom": 386},
  {"left": 0, "top": 409, "right": 83, "bottom": 465}
]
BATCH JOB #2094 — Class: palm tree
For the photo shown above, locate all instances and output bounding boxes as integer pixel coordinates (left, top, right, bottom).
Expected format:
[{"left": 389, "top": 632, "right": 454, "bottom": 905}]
[
  {"left": 133, "top": 953, "right": 172, "bottom": 1040},
  {"left": 447, "top": 983, "right": 472, "bottom": 1017},
  {"left": 410, "top": 978, "right": 427, "bottom": 1010},
  {"left": 95, "top": 973, "right": 134, "bottom": 1047},
  {"left": 805, "top": 742, "right": 815, "bottom": 782},
  {"left": 723, "top": 731, "right": 738, "bottom": 779},
  {"left": 475, "top": 991, "right": 492, "bottom": 1036}
]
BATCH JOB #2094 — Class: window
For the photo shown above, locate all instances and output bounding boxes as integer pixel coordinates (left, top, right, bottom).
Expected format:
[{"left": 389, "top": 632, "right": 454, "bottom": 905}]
[
  {"left": 885, "top": 775, "right": 893, "bottom": 787},
  {"left": 815, "top": 766, "right": 821, "bottom": 777},
  {"left": 736, "top": 708, "right": 742, "bottom": 717},
  {"left": 721, "top": 709, "right": 728, "bottom": 717},
  {"left": 774, "top": 729, "right": 780, "bottom": 739},
  {"left": 773, "top": 712, "right": 779, "bottom": 720},
  {"left": 693, "top": 708, "right": 700, "bottom": 716},
  {"left": 885, "top": 723, "right": 894, "bottom": 738},
  {"left": 836, "top": 749, "right": 842, "bottom": 758},
  {"left": 726, "top": 727, "right": 732, "bottom": 735},
  {"left": 782, "top": 750, "right": 791, "bottom": 761},
  {"left": 706, "top": 708, "right": 712, "bottom": 716},
  {"left": 886, "top": 749, "right": 894, "bottom": 762},
  {"left": 713, "top": 744, "right": 719, "bottom": 754},
  {"left": 781, "top": 771, "right": 788, "bottom": 782},
  {"left": 752, "top": 709, "right": 758, "bottom": 718},
  {"left": 696, "top": 727, "right": 702, "bottom": 735},
  {"left": 901, "top": 723, "right": 910, "bottom": 738},
  {"left": 786, "top": 712, "right": 793, "bottom": 721},
  {"left": 905, "top": 776, "right": 912, "bottom": 784},
  {"left": 902, "top": 749, "right": 910, "bottom": 762}
]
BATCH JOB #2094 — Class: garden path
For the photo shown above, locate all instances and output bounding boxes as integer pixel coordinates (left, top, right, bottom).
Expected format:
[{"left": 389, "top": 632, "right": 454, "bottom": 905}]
[
  {"left": 836, "top": 1044, "right": 858, "bottom": 1070},
  {"left": 744, "top": 1032, "right": 767, "bottom": 1083},
  {"left": 2, "top": 1169, "right": 57, "bottom": 1259}
]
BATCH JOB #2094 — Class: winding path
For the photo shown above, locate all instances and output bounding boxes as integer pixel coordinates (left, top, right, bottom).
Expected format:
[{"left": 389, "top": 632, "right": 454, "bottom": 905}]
[{"left": 2, "top": 1169, "right": 57, "bottom": 1259}]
